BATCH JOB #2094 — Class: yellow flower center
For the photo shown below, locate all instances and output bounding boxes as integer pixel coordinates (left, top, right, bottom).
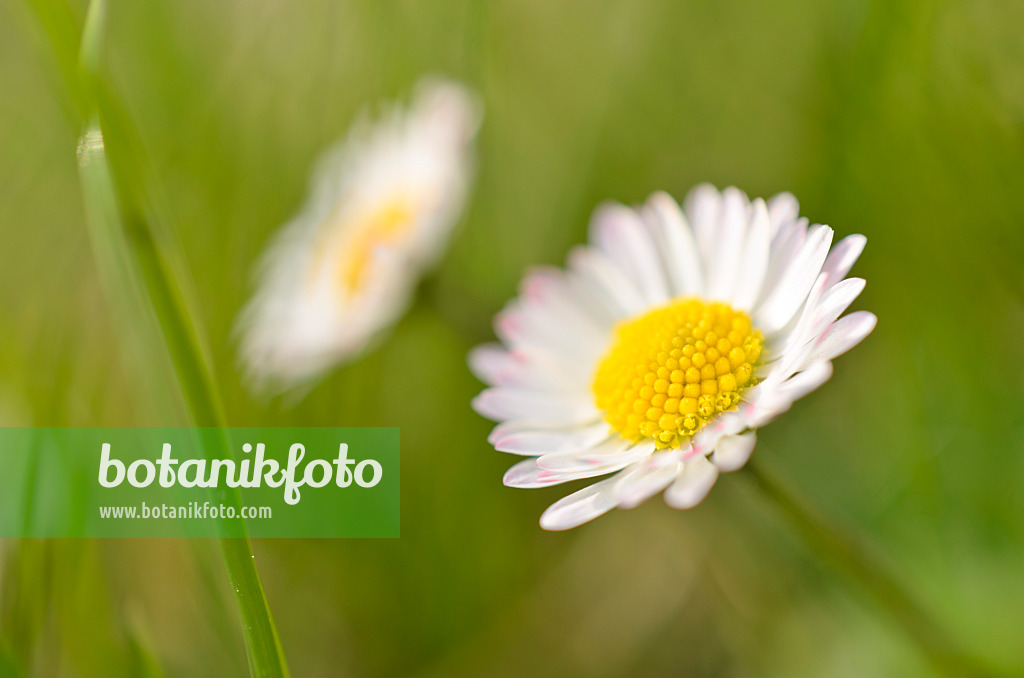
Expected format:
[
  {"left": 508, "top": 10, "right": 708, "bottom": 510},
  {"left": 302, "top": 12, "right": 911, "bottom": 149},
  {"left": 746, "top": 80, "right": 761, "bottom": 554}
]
[
  {"left": 592, "top": 299, "right": 763, "bottom": 449},
  {"left": 310, "top": 198, "right": 417, "bottom": 296},
  {"left": 337, "top": 200, "right": 415, "bottom": 293}
]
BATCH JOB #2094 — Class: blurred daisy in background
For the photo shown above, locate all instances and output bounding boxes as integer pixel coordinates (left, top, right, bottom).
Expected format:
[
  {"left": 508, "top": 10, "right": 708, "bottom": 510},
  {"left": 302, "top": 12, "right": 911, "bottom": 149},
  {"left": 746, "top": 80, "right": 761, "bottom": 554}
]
[
  {"left": 471, "top": 185, "right": 876, "bottom": 530},
  {"left": 238, "top": 77, "right": 480, "bottom": 392}
]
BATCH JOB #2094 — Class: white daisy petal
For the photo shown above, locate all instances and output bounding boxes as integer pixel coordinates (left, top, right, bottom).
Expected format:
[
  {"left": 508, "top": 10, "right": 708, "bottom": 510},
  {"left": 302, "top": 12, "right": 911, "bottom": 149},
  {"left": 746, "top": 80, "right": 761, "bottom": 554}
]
[
  {"left": 803, "top": 277, "right": 867, "bottom": 343},
  {"left": 706, "top": 187, "right": 751, "bottom": 302},
  {"left": 494, "top": 305, "right": 599, "bottom": 374},
  {"left": 469, "top": 344, "right": 579, "bottom": 393},
  {"left": 487, "top": 420, "right": 578, "bottom": 445},
  {"left": 772, "top": 272, "right": 829, "bottom": 358},
  {"left": 615, "top": 454, "right": 683, "bottom": 509},
  {"left": 503, "top": 457, "right": 628, "bottom": 489},
  {"left": 801, "top": 311, "right": 878, "bottom": 366},
  {"left": 664, "top": 456, "right": 720, "bottom": 510},
  {"left": 778, "top": 276, "right": 866, "bottom": 370},
  {"left": 539, "top": 475, "right": 623, "bottom": 530},
  {"left": 537, "top": 438, "right": 654, "bottom": 473},
  {"left": 526, "top": 264, "right": 620, "bottom": 330},
  {"left": 643, "top": 191, "right": 704, "bottom": 296},
  {"left": 821, "top": 234, "right": 867, "bottom": 287},
  {"left": 710, "top": 432, "right": 757, "bottom": 472},
  {"left": 689, "top": 410, "right": 747, "bottom": 459},
  {"left": 757, "top": 361, "right": 835, "bottom": 421},
  {"left": 472, "top": 388, "right": 600, "bottom": 426},
  {"left": 238, "top": 78, "right": 479, "bottom": 392},
  {"left": 767, "top": 191, "right": 800, "bottom": 234},
  {"left": 567, "top": 246, "right": 648, "bottom": 318},
  {"left": 563, "top": 271, "right": 619, "bottom": 328},
  {"left": 487, "top": 421, "right": 530, "bottom": 446},
  {"left": 520, "top": 269, "right": 609, "bottom": 345},
  {"left": 778, "top": 361, "right": 835, "bottom": 406},
  {"left": 502, "top": 458, "right": 554, "bottom": 487},
  {"left": 493, "top": 423, "right": 613, "bottom": 456},
  {"left": 591, "top": 203, "right": 671, "bottom": 305},
  {"left": 467, "top": 344, "right": 514, "bottom": 386},
  {"left": 731, "top": 198, "right": 772, "bottom": 311},
  {"left": 755, "top": 224, "right": 834, "bottom": 334},
  {"left": 758, "top": 217, "right": 807, "bottom": 304},
  {"left": 515, "top": 303, "right": 606, "bottom": 368},
  {"left": 473, "top": 185, "right": 874, "bottom": 529},
  {"left": 684, "top": 183, "right": 723, "bottom": 269},
  {"left": 468, "top": 346, "right": 581, "bottom": 393}
]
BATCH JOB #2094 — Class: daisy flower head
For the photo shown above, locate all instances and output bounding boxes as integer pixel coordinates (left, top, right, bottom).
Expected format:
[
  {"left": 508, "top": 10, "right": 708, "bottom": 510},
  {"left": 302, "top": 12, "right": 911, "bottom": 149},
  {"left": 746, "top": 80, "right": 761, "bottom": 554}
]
[
  {"left": 238, "top": 77, "right": 481, "bottom": 392},
  {"left": 470, "top": 185, "right": 876, "bottom": 530}
]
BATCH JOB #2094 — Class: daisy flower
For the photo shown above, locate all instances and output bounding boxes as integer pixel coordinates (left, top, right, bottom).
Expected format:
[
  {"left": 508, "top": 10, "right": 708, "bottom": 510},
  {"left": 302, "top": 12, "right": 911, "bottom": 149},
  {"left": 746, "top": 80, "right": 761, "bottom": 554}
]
[
  {"left": 238, "top": 77, "right": 480, "bottom": 391},
  {"left": 470, "top": 185, "right": 876, "bottom": 530}
]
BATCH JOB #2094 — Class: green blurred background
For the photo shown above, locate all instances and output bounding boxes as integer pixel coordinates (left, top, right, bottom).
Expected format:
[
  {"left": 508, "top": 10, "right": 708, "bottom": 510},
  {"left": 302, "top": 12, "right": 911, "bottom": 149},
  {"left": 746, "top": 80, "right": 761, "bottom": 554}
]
[{"left": 2, "top": 0, "right": 1024, "bottom": 675}]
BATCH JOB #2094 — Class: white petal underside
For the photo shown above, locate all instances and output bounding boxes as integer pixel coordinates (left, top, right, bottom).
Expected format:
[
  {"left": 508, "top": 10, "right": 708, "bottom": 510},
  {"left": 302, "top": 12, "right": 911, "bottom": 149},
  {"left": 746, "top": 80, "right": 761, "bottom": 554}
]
[
  {"left": 664, "top": 456, "right": 719, "bottom": 509},
  {"left": 539, "top": 475, "right": 623, "bottom": 530},
  {"left": 615, "top": 455, "right": 683, "bottom": 509},
  {"left": 690, "top": 410, "right": 747, "bottom": 458},
  {"left": 711, "top": 432, "right": 757, "bottom": 472}
]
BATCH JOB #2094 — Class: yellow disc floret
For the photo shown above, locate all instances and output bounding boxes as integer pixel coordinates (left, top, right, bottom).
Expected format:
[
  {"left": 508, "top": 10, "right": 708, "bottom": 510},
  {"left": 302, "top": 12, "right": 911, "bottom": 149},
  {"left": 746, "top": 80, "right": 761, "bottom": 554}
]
[
  {"left": 309, "top": 197, "right": 416, "bottom": 296},
  {"left": 592, "top": 299, "right": 763, "bottom": 449},
  {"left": 336, "top": 200, "right": 415, "bottom": 293}
]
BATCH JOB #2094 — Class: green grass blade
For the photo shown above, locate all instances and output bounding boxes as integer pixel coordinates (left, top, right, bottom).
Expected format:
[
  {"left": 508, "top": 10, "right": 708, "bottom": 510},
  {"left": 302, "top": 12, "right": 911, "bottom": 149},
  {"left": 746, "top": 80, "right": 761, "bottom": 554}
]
[
  {"left": 77, "top": 121, "right": 290, "bottom": 678},
  {"left": 71, "top": 1, "right": 292, "bottom": 675}
]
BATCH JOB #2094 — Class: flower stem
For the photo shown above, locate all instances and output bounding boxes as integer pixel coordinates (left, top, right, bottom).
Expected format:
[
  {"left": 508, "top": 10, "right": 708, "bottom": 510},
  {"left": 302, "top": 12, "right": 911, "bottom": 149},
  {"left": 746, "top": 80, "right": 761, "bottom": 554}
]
[{"left": 744, "top": 457, "right": 999, "bottom": 678}]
